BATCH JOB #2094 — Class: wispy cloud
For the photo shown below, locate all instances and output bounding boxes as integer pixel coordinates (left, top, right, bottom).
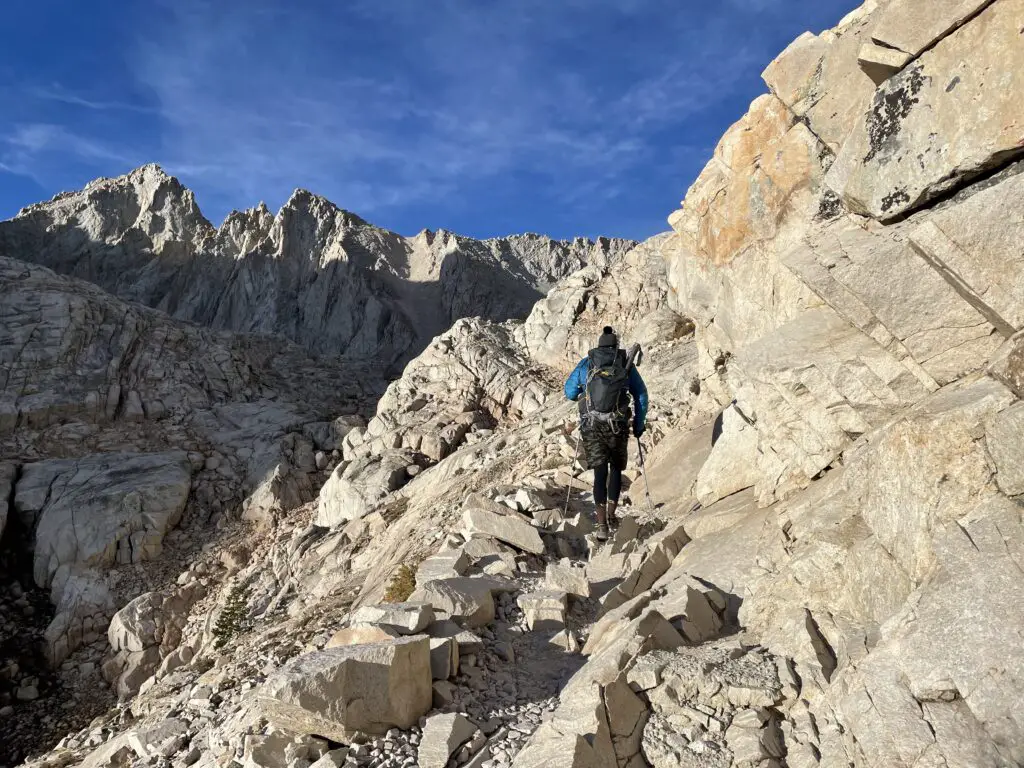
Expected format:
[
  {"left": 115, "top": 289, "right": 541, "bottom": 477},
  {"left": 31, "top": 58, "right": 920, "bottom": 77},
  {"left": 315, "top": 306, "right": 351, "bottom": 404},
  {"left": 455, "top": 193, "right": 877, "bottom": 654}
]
[
  {"left": 29, "top": 85, "right": 156, "bottom": 114},
  {"left": 0, "top": 123, "right": 141, "bottom": 184},
  {"left": 122, "top": 0, "right": 761, "bottom": 225},
  {"left": 0, "top": 0, "right": 860, "bottom": 236}
]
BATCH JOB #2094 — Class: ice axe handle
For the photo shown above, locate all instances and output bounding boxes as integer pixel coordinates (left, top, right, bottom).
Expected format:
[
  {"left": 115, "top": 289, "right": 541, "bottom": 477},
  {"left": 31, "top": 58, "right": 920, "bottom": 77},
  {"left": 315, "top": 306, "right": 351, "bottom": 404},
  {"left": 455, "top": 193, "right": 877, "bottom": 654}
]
[{"left": 625, "top": 343, "right": 641, "bottom": 370}]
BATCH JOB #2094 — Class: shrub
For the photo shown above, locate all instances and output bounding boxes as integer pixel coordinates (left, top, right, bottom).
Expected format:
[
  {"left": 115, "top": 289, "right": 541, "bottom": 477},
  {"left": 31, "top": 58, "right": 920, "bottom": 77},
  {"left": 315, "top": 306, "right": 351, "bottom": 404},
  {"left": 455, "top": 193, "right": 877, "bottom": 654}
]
[{"left": 382, "top": 564, "right": 416, "bottom": 603}]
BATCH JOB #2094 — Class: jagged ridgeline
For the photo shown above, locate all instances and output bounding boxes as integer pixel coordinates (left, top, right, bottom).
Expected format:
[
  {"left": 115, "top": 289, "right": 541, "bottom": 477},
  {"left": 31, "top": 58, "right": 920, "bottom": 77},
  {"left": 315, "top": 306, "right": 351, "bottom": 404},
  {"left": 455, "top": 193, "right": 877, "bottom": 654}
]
[
  {"left": 0, "top": 166, "right": 635, "bottom": 371},
  {"left": 1, "top": 0, "right": 1024, "bottom": 767}
]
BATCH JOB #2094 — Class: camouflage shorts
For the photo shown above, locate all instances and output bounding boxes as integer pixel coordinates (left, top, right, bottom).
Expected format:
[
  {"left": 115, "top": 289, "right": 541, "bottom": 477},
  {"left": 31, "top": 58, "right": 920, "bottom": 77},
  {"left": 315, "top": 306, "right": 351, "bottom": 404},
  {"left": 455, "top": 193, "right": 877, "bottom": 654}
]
[{"left": 582, "top": 419, "right": 629, "bottom": 471}]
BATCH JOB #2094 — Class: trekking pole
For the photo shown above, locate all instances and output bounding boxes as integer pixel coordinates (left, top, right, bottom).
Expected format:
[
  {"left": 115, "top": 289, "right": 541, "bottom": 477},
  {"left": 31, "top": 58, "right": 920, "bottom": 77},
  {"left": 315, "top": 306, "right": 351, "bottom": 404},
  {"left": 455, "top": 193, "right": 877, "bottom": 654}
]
[
  {"left": 564, "top": 428, "right": 582, "bottom": 518},
  {"left": 636, "top": 437, "right": 655, "bottom": 513}
]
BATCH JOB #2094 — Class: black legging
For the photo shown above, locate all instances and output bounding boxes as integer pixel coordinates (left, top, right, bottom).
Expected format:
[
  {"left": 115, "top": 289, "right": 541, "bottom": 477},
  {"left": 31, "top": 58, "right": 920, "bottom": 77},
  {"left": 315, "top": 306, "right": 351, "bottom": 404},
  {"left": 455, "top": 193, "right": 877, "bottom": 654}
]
[{"left": 593, "top": 462, "right": 623, "bottom": 505}]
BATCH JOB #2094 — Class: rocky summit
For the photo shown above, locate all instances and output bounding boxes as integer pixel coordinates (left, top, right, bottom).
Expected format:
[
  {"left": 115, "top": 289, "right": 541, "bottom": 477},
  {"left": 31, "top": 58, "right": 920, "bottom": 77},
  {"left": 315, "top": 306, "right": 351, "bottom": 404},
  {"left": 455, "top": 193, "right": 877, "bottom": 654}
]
[
  {"left": 0, "top": 168, "right": 634, "bottom": 372},
  {"left": 2, "top": 1, "right": 1024, "bottom": 767}
]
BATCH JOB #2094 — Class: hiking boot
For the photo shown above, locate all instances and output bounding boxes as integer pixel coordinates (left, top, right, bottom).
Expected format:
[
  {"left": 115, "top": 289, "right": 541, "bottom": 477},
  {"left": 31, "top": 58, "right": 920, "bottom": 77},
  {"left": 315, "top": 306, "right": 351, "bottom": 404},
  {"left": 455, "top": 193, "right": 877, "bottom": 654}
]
[
  {"left": 594, "top": 501, "right": 609, "bottom": 541},
  {"left": 607, "top": 500, "right": 619, "bottom": 531}
]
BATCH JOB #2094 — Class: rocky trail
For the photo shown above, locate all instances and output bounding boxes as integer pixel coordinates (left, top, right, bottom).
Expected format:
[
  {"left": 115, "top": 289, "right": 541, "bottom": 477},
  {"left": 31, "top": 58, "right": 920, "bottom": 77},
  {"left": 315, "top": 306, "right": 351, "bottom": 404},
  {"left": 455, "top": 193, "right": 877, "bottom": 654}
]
[{"left": 20, "top": 464, "right": 757, "bottom": 768}]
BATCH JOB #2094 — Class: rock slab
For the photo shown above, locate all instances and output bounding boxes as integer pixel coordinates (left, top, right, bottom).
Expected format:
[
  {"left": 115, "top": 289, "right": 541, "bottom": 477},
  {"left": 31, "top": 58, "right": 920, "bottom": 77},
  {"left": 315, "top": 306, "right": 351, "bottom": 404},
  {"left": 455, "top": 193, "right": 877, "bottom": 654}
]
[
  {"left": 462, "top": 506, "right": 544, "bottom": 554},
  {"left": 411, "top": 578, "right": 508, "bottom": 628},
  {"left": 347, "top": 602, "right": 434, "bottom": 635},
  {"left": 259, "top": 637, "right": 432, "bottom": 741},
  {"left": 828, "top": 0, "right": 1024, "bottom": 219},
  {"left": 15, "top": 451, "right": 191, "bottom": 592},
  {"left": 418, "top": 713, "right": 478, "bottom": 768}
]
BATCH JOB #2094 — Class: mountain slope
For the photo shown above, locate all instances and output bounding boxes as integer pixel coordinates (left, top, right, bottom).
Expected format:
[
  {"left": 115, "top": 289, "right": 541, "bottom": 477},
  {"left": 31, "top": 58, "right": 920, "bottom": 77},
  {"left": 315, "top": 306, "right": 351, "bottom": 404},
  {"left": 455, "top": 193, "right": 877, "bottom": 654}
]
[
  {"left": 0, "top": 255, "right": 384, "bottom": 761},
  {"left": 6, "top": 0, "right": 1024, "bottom": 766}
]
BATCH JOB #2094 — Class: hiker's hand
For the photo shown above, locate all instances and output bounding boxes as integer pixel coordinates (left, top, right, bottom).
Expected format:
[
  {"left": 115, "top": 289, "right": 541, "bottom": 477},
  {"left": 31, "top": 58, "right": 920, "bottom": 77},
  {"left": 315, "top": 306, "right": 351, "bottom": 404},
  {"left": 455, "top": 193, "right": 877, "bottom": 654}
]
[{"left": 633, "top": 422, "right": 645, "bottom": 438}]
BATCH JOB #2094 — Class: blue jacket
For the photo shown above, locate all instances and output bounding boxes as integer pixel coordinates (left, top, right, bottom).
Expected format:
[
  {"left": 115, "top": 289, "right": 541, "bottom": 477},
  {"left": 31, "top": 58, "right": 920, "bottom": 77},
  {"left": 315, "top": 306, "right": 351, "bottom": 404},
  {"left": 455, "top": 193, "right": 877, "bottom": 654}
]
[{"left": 564, "top": 356, "right": 648, "bottom": 429}]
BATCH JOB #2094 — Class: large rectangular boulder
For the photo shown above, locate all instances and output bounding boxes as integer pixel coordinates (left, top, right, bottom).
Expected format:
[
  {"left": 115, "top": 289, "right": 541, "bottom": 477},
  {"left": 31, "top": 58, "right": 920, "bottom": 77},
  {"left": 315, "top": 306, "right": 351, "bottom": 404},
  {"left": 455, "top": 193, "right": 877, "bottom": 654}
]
[
  {"left": 827, "top": 0, "right": 1024, "bottom": 220},
  {"left": 411, "top": 577, "right": 512, "bottom": 628},
  {"left": 325, "top": 624, "right": 399, "bottom": 648},
  {"left": 462, "top": 506, "right": 544, "bottom": 555},
  {"left": 258, "top": 637, "right": 432, "bottom": 741},
  {"left": 347, "top": 602, "right": 434, "bottom": 635},
  {"left": 416, "top": 550, "right": 470, "bottom": 583}
]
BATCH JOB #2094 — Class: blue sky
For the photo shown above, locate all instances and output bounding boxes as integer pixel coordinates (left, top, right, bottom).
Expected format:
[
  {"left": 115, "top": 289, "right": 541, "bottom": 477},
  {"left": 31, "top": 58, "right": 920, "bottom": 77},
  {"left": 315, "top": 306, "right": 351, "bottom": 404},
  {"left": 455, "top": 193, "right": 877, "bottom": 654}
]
[{"left": 0, "top": 0, "right": 857, "bottom": 241}]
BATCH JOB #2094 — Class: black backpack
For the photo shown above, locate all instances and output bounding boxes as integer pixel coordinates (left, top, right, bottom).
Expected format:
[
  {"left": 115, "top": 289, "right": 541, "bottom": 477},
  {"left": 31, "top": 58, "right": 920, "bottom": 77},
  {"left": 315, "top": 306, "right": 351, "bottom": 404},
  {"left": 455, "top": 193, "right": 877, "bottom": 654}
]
[{"left": 585, "top": 347, "right": 629, "bottom": 418}]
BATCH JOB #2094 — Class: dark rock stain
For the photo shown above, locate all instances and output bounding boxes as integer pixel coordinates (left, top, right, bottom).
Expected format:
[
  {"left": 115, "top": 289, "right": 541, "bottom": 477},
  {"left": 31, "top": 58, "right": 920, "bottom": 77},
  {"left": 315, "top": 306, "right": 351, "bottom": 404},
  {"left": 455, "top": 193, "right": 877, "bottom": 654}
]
[
  {"left": 880, "top": 188, "right": 911, "bottom": 212},
  {"left": 945, "top": 76, "right": 961, "bottom": 92},
  {"left": 816, "top": 190, "right": 844, "bottom": 221},
  {"left": 864, "top": 64, "right": 927, "bottom": 164}
]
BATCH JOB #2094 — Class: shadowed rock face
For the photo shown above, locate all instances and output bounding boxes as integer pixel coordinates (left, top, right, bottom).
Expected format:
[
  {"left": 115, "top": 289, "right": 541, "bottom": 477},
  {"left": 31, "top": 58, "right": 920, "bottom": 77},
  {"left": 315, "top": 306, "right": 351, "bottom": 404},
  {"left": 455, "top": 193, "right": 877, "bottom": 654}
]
[
  {"left": 0, "top": 255, "right": 375, "bottom": 435},
  {"left": 0, "top": 254, "right": 383, "bottom": 705},
  {"left": 0, "top": 166, "right": 635, "bottom": 371}
]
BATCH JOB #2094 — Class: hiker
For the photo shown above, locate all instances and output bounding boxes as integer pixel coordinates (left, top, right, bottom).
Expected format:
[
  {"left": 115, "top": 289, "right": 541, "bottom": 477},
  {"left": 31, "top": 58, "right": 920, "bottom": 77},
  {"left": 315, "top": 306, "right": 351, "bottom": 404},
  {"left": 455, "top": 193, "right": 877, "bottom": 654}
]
[{"left": 564, "top": 326, "right": 648, "bottom": 540}]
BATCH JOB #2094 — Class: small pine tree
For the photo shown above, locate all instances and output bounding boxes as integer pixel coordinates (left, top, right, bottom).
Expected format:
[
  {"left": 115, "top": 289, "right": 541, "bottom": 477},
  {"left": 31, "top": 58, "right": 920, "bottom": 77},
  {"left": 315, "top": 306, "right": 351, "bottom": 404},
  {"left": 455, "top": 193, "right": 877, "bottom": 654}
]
[{"left": 213, "top": 582, "right": 251, "bottom": 648}]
